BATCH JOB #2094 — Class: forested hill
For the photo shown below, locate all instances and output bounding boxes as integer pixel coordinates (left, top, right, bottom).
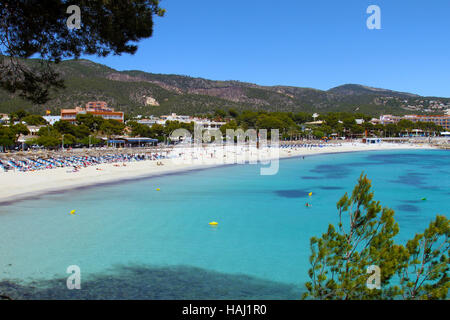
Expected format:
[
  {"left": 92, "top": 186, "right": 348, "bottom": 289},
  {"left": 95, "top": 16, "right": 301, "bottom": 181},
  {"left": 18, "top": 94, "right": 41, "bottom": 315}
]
[{"left": 0, "top": 58, "right": 448, "bottom": 117}]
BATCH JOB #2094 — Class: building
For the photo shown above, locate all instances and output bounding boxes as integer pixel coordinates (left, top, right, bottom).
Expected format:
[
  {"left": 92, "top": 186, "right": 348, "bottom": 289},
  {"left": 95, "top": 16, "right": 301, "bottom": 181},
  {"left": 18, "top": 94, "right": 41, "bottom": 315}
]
[
  {"left": 403, "top": 115, "right": 450, "bottom": 130},
  {"left": 0, "top": 113, "right": 9, "bottom": 124},
  {"left": 105, "top": 137, "right": 158, "bottom": 148},
  {"left": 61, "top": 102, "right": 124, "bottom": 123},
  {"left": 160, "top": 113, "right": 191, "bottom": 122},
  {"left": 304, "top": 120, "right": 324, "bottom": 126},
  {"left": 379, "top": 115, "right": 402, "bottom": 125},
  {"left": 43, "top": 116, "right": 61, "bottom": 125},
  {"left": 136, "top": 113, "right": 226, "bottom": 130},
  {"left": 195, "top": 119, "right": 226, "bottom": 130},
  {"left": 85, "top": 101, "right": 109, "bottom": 110},
  {"left": 27, "top": 125, "right": 46, "bottom": 136},
  {"left": 379, "top": 114, "right": 450, "bottom": 130},
  {"left": 362, "top": 138, "right": 381, "bottom": 144},
  {"left": 137, "top": 116, "right": 161, "bottom": 126}
]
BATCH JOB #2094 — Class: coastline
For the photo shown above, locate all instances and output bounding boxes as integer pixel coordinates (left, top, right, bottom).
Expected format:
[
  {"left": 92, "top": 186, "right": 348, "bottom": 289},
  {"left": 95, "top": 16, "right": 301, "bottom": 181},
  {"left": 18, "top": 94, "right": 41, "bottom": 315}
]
[{"left": 0, "top": 143, "right": 438, "bottom": 205}]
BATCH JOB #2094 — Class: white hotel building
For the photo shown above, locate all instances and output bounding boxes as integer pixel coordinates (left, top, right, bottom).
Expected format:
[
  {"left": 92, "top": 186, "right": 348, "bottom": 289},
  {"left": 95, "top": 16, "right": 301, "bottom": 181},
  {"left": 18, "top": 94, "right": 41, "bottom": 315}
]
[{"left": 137, "top": 113, "right": 226, "bottom": 130}]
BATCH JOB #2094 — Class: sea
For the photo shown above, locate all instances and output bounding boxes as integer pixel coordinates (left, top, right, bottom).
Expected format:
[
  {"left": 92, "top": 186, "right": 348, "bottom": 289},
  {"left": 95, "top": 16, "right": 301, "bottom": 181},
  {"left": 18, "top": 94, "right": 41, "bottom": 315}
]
[{"left": 0, "top": 150, "right": 448, "bottom": 299}]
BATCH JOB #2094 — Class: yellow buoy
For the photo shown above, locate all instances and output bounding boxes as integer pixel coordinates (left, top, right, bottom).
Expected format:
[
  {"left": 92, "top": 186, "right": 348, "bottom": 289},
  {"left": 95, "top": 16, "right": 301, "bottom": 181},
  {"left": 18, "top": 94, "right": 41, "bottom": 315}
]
[
  {"left": 70, "top": 210, "right": 76, "bottom": 215},
  {"left": 156, "top": 188, "right": 161, "bottom": 191},
  {"left": 209, "top": 221, "right": 218, "bottom": 226},
  {"left": 308, "top": 192, "right": 313, "bottom": 196}
]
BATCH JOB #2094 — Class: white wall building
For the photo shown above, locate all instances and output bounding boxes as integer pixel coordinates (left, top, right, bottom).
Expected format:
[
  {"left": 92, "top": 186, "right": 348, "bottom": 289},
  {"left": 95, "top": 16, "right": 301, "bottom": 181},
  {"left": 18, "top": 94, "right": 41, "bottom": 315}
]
[
  {"left": 0, "top": 113, "right": 9, "bottom": 124},
  {"left": 137, "top": 113, "right": 226, "bottom": 130},
  {"left": 43, "top": 116, "right": 61, "bottom": 125}
]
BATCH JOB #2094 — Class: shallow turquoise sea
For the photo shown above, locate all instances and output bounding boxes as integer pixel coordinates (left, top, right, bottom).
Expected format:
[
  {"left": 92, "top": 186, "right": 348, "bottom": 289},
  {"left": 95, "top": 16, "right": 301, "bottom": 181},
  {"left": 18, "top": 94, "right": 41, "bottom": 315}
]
[{"left": 0, "top": 150, "right": 448, "bottom": 299}]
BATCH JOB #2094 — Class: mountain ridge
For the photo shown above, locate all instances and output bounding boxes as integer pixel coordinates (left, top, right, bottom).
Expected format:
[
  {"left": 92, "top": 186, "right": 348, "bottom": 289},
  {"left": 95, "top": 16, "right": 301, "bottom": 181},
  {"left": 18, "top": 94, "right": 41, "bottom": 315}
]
[{"left": 0, "top": 58, "right": 448, "bottom": 116}]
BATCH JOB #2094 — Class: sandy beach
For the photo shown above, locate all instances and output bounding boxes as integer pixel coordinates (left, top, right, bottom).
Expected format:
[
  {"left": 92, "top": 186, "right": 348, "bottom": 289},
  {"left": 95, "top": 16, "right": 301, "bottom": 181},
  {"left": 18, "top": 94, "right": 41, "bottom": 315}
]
[{"left": 0, "top": 142, "right": 437, "bottom": 204}]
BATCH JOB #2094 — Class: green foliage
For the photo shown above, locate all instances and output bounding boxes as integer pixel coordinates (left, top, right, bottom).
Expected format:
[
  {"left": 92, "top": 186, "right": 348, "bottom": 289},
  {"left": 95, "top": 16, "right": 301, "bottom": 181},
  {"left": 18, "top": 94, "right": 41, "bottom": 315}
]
[
  {"left": 99, "top": 119, "right": 125, "bottom": 137},
  {"left": 11, "top": 123, "right": 30, "bottom": 136},
  {"left": 76, "top": 114, "right": 105, "bottom": 132},
  {"left": 78, "top": 136, "right": 102, "bottom": 146},
  {"left": 54, "top": 121, "right": 91, "bottom": 139},
  {"left": 256, "top": 114, "right": 286, "bottom": 131},
  {"left": 9, "top": 109, "right": 30, "bottom": 123},
  {"left": 1, "top": 58, "right": 448, "bottom": 117},
  {"left": 312, "top": 130, "right": 325, "bottom": 139},
  {"left": 0, "top": 0, "right": 165, "bottom": 103},
  {"left": 128, "top": 121, "right": 152, "bottom": 137},
  {"left": 214, "top": 109, "right": 227, "bottom": 120},
  {"left": 22, "top": 115, "right": 47, "bottom": 125},
  {"left": 30, "top": 118, "right": 103, "bottom": 148},
  {"left": 28, "top": 135, "right": 61, "bottom": 148},
  {"left": 293, "top": 112, "right": 313, "bottom": 124},
  {"left": 304, "top": 174, "right": 449, "bottom": 300},
  {"left": 236, "top": 111, "right": 259, "bottom": 129},
  {"left": 400, "top": 216, "right": 449, "bottom": 299},
  {"left": 228, "top": 109, "right": 239, "bottom": 118},
  {"left": 0, "top": 125, "right": 15, "bottom": 147},
  {"left": 219, "top": 120, "right": 239, "bottom": 135},
  {"left": 37, "top": 125, "right": 59, "bottom": 137},
  {"left": 149, "top": 124, "right": 165, "bottom": 142},
  {"left": 164, "top": 121, "right": 194, "bottom": 136}
]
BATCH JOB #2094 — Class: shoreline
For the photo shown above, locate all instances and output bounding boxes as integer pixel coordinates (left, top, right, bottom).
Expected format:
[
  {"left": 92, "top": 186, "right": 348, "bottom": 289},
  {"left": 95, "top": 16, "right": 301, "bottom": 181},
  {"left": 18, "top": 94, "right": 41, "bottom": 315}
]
[{"left": 0, "top": 143, "right": 439, "bottom": 205}]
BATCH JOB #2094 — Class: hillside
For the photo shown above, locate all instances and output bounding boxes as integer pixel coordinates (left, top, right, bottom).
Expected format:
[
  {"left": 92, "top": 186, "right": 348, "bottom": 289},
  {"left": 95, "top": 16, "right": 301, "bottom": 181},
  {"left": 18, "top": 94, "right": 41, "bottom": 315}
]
[{"left": 0, "top": 58, "right": 449, "bottom": 117}]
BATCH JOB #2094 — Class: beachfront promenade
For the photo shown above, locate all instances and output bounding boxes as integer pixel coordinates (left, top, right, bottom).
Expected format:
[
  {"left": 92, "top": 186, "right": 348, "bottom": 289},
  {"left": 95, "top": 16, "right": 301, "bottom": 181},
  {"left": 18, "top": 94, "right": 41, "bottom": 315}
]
[{"left": 0, "top": 140, "right": 442, "bottom": 173}]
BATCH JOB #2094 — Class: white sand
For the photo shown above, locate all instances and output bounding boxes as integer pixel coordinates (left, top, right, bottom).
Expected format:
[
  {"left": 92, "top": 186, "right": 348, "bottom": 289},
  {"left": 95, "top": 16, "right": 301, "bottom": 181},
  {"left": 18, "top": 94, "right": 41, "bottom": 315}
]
[{"left": 0, "top": 142, "right": 436, "bottom": 203}]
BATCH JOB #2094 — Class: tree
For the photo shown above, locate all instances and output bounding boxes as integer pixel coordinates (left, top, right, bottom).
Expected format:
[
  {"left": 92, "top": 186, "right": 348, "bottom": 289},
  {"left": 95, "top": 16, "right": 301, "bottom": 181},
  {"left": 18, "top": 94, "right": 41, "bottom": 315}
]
[
  {"left": 99, "top": 119, "right": 125, "bottom": 137},
  {"left": 62, "top": 133, "right": 77, "bottom": 146},
  {"left": 54, "top": 121, "right": 77, "bottom": 136},
  {"left": 293, "top": 112, "right": 313, "bottom": 124},
  {"left": 220, "top": 120, "right": 238, "bottom": 135},
  {"left": 0, "top": 125, "right": 15, "bottom": 149},
  {"left": 319, "top": 125, "right": 333, "bottom": 136},
  {"left": 398, "top": 119, "right": 415, "bottom": 130},
  {"left": 237, "top": 111, "right": 259, "bottom": 130},
  {"left": 128, "top": 121, "right": 152, "bottom": 137},
  {"left": 78, "top": 136, "right": 102, "bottom": 147},
  {"left": 228, "top": 109, "right": 239, "bottom": 118},
  {"left": 0, "top": 0, "right": 165, "bottom": 103},
  {"left": 76, "top": 114, "right": 104, "bottom": 132},
  {"left": 312, "top": 129, "right": 325, "bottom": 139},
  {"left": 22, "top": 114, "right": 47, "bottom": 126},
  {"left": 399, "top": 216, "right": 449, "bottom": 299},
  {"left": 9, "top": 109, "right": 29, "bottom": 123},
  {"left": 28, "top": 135, "right": 61, "bottom": 149},
  {"left": 11, "top": 123, "right": 30, "bottom": 136},
  {"left": 385, "top": 124, "right": 399, "bottom": 137},
  {"left": 150, "top": 123, "right": 165, "bottom": 141},
  {"left": 214, "top": 109, "right": 227, "bottom": 120},
  {"left": 37, "top": 125, "right": 60, "bottom": 137},
  {"left": 256, "top": 114, "right": 285, "bottom": 131},
  {"left": 303, "top": 173, "right": 449, "bottom": 300}
]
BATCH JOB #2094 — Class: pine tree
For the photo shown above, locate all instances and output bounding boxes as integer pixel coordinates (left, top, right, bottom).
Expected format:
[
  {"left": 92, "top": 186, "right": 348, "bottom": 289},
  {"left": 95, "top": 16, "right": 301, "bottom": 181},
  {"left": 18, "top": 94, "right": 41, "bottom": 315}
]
[{"left": 304, "top": 173, "right": 449, "bottom": 300}]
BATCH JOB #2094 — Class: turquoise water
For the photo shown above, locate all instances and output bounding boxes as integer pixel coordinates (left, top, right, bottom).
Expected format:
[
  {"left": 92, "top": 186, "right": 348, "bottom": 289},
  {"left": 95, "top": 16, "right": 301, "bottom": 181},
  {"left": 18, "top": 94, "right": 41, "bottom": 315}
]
[{"left": 0, "top": 150, "right": 448, "bottom": 299}]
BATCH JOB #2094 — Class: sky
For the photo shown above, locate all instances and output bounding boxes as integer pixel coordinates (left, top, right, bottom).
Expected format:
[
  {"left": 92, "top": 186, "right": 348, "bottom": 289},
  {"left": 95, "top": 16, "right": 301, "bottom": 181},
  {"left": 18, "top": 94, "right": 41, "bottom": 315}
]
[{"left": 84, "top": 0, "right": 450, "bottom": 97}]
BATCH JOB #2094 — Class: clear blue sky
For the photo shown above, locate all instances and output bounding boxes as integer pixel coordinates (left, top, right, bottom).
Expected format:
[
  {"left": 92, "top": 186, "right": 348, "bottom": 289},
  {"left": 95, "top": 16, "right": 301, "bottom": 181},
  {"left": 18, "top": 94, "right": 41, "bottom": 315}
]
[{"left": 84, "top": 0, "right": 450, "bottom": 97}]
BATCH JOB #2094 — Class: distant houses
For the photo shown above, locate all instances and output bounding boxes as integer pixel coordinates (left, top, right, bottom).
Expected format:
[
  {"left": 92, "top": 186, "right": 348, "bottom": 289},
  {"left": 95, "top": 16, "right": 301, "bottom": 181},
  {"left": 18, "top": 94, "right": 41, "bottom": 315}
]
[
  {"left": 0, "top": 113, "right": 9, "bottom": 124},
  {"left": 43, "top": 116, "right": 61, "bottom": 125},
  {"left": 136, "top": 113, "right": 226, "bottom": 130},
  {"left": 61, "top": 101, "right": 125, "bottom": 123},
  {"left": 377, "top": 114, "right": 450, "bottom": 130}
]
